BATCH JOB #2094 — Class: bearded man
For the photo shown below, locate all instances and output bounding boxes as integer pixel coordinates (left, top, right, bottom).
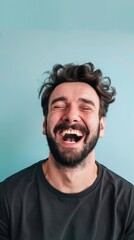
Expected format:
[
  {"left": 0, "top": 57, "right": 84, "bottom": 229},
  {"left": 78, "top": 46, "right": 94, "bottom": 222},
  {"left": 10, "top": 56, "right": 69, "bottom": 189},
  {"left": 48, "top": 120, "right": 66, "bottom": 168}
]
[{"left": 0, "top": 62, "right": 134, "bottom": 240}]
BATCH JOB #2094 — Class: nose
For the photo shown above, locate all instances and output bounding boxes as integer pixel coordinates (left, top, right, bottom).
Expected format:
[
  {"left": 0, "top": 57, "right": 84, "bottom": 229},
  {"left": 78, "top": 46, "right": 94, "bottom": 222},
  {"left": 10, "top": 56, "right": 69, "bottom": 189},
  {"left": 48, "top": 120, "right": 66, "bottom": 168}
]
[{"left": 61, "top": 104, "right": 81, "bottom": 124}]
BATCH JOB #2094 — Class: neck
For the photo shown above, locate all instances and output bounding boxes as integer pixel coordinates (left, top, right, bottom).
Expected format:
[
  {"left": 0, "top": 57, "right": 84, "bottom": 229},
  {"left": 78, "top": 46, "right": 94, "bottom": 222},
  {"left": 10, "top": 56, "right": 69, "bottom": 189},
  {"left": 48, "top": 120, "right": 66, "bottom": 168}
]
[{"left": 42, "top": 151, "right": 98, "bottom": 194}]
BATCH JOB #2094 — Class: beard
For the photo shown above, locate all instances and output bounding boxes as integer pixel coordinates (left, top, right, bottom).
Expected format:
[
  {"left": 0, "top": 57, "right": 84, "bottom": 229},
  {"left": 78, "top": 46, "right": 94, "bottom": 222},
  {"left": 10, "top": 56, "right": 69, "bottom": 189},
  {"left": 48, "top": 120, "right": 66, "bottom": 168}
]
[{"left": 46, "top": 122, "right": 100, "bottom": 168}]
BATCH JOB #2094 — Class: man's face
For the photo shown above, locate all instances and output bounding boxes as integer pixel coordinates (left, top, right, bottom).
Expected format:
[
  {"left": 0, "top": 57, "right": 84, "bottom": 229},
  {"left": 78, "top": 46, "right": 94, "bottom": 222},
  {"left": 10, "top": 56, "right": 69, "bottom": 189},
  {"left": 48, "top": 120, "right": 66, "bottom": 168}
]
[{"left": 43, "top": 82, "right": 105, "bottom": 168}]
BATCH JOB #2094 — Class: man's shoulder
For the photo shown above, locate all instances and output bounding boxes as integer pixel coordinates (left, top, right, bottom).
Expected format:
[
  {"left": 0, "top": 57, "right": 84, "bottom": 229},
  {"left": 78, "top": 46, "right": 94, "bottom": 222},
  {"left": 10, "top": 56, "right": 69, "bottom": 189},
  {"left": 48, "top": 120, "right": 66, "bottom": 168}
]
[
  {"left": 1, "top": 161, "right": 40, "bottom": 182},
  {"left": 0, "top": 160, "right": 45, "bottom": 195},
  {"left": 99, "top": 162, "right": 134, "bottom": 194}
]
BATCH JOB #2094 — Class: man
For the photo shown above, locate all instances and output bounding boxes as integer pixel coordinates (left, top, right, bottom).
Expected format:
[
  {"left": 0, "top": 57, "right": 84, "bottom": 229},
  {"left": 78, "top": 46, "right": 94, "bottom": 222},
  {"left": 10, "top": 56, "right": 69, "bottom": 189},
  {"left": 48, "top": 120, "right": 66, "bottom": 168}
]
[{"left": 0, "top": 62, "right": 134, "bottom": 240}]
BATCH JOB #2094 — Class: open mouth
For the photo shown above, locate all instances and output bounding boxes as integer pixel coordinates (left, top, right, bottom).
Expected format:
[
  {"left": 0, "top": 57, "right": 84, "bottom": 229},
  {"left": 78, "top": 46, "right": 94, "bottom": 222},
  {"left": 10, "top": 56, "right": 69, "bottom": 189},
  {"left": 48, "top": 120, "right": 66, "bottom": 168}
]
[{"left": 60, "top": 129, "right": 83, "bottom": 143}]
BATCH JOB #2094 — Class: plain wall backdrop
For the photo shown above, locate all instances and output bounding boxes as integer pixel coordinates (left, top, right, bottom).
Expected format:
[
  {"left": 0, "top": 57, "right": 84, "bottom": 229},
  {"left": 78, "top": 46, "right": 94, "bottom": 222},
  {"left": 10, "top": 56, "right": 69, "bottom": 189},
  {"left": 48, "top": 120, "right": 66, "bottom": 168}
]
[{"left": 0, "top": 0, "right": 134, "bottom": 183}]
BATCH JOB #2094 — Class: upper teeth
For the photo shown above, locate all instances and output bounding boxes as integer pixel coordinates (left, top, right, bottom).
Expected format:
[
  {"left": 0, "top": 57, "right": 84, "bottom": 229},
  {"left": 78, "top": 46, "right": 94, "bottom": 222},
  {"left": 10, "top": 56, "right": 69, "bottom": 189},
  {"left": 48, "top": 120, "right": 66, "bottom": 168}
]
[{"left": 61, "top": 129, "right": 83, "bottom": 137}]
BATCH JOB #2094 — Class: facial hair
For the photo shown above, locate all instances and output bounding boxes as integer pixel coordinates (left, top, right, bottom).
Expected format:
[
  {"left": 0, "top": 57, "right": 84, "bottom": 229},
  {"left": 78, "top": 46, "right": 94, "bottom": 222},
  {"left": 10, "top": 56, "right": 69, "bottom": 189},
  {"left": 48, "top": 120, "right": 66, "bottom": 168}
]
[{"left": 46, "top": 122, "right": 100, "bottom": 168}]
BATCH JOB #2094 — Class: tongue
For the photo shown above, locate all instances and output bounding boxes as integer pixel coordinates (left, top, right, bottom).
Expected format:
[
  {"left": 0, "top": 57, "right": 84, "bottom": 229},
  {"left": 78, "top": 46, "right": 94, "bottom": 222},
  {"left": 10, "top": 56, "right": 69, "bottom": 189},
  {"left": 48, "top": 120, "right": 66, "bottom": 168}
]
[
  {"left": 63, "top": 134, "right": 77, "bottom": 142},
  {"left": 65, "top": 137, "right": 76, "bottom": 142}
]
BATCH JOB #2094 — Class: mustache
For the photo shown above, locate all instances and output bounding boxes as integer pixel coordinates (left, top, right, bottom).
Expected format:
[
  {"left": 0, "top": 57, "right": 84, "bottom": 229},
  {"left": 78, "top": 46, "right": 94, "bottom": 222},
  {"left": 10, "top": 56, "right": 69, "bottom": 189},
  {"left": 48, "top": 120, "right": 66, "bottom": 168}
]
[{"left": 54, "top": 122, "right": 89, "bottom": 135}]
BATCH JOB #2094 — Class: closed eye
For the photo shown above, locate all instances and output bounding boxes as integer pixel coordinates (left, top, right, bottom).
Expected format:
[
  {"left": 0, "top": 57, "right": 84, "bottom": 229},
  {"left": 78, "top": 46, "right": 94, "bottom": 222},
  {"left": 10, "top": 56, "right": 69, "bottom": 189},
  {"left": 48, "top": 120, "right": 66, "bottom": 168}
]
[
  {"left": 53, "top": 105, "right": 66, "bottom": 109},
  {"left": 50, "top": 97, "right": 67, "bottom": 109},
  {"left": 80, "top": 106, "right": 92, "bottom": 111}
]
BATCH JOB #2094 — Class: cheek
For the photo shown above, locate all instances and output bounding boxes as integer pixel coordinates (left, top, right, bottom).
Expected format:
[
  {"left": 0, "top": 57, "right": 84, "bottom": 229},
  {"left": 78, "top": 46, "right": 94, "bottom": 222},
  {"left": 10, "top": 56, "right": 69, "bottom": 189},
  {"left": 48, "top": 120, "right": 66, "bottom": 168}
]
[
  {"left": 47, "top": 113, "right": 62, "bottom": 129},
  {"left": 85, "top": 115, "right": 99, "bottom": 128}
]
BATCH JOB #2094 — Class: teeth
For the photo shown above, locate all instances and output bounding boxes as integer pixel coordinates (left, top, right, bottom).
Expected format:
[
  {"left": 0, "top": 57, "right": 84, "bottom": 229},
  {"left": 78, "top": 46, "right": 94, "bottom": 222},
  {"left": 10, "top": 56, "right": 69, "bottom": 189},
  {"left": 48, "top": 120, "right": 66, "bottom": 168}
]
[{"left": 61, "top": 129, "right": 83, "bottom": 137}]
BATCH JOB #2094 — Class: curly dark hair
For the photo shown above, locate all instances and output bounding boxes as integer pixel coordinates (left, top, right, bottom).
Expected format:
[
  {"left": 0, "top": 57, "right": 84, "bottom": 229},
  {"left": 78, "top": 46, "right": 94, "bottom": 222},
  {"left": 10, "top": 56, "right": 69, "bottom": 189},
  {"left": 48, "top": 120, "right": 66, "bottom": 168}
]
[{"left": 39, "top": 62, "right": 116, "bottom": 118}]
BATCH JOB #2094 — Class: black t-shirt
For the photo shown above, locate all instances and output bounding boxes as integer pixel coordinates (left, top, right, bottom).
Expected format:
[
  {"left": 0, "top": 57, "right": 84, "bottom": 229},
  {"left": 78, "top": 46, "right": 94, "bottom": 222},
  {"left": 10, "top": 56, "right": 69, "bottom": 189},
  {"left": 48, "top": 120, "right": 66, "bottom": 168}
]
[{"left": 0, "top": 160, "right": 134, "bottom": 240}]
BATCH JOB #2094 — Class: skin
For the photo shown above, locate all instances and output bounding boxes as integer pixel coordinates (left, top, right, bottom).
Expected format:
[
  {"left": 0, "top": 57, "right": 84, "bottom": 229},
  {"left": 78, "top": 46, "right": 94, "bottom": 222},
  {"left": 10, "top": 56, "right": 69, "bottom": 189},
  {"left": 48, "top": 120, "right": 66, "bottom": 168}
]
[{"left": 42, "top": 82, "right": 105, "bottom": 193}]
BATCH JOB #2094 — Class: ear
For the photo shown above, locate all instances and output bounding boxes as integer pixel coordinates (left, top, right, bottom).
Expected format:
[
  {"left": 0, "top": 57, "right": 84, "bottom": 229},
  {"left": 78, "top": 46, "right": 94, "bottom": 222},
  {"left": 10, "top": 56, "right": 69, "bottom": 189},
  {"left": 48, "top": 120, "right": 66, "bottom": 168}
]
[
  {"left": 99, "top": 117, "right": 105, "bottom": 138},
  {"left": 42, "top": 118, "right": 47, "bottom": 135}
]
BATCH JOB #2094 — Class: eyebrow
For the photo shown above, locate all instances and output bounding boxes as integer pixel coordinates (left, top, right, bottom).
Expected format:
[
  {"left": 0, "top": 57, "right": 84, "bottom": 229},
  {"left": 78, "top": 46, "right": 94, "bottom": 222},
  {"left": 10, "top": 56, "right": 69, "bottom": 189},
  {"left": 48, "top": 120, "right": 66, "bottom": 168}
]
[
  {"left": 78, "top": 98, "right": 95, "bottom": 107},
  {"left": 50, "top": 96, "right": 95, "bottom": 107},
  {"left": 50, "top": 97, "right": 67, "bottom": 105}
]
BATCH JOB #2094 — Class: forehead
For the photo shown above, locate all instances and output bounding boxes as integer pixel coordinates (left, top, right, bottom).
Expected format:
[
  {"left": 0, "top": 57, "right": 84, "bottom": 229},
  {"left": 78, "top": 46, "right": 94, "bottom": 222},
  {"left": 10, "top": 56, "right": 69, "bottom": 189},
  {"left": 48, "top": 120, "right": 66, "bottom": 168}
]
[{"left": 49, "top": 82, "right": 100, "bottom": 106}]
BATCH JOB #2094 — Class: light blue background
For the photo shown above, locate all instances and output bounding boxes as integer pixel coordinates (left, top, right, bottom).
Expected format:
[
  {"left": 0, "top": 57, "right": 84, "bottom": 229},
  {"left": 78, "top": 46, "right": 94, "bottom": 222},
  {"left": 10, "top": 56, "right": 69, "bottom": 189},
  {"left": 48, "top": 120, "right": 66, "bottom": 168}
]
[{"left": 0, "top": 0, "right": 134, "bottom": 183}]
